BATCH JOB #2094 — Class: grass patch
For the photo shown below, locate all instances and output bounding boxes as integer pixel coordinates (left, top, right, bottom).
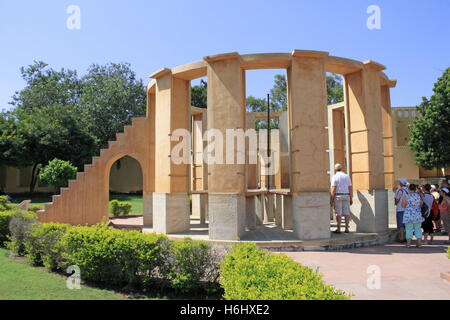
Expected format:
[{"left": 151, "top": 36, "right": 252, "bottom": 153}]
[
  {"left": 9, "top": 193, "right": 144, "bottom": 216},
  {"left": 109, "top": 194, "right": 143, "bottom": 216},
  {"left": 0, "top": 248, "right": 124, "bottom": 300}
]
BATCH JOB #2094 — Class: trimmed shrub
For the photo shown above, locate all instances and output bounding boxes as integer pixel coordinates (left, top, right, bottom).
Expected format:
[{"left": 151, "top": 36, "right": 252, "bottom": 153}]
[
  {"left": 166, "top": 238, "right": 221, "bottom": 293},
  {"left": 109, "top": 200, "right": 132, "bottom": 217},
  {"left": 0, "top": 195, "right": 12, "bottom": 211},
  {"left": 219, "top": 243, "right": 350, "bottom": 300},
  {"left": 24, "top": 223, "right": 70, "bottom": 270},
  {"left": 62, "top": 224, "right": 171, "bottom": 286},
  {"left": 0, "top": 210, "right": 15, "bottom": 246},
  {"left": 6, "top": 210, "right": 38, "bottom": 255}
]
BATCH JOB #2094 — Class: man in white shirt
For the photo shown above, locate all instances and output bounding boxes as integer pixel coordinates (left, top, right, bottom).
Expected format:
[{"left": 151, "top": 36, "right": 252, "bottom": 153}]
[
  {"left": 330, "top": 163, "right": 353, "bottom": 233},
  {"left": 394, "top": 178, "right": 409, "bottom": 242}
]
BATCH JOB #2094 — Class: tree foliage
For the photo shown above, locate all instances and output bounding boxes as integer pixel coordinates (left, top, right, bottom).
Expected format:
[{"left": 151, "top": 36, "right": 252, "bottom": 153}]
[
  {"left": 39, "top": 158, "right": 77, "bottom": 190},
  {"left": 191, "top": 79, "right": 207, "bottom": 108},
  {"left": 79, "top": 62, "right": 146, "bottom": 148},
  {"left": 10, "top": 61, "right": 81, "bottom": 112},
  {"left": 408, "top": 68, "right": 450, "bottom": 170},
  {"left": 1, "top": 61, "right": 145, "bottom": 192},
  {"left": 0, "top": 105, "right": 96, "bottom": 192},
  {"left": 326, "top": 73, "right": 344, "bottom": 105}
]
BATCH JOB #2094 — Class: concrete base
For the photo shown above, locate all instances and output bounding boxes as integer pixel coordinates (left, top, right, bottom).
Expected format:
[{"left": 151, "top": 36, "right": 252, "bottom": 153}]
[
  {"left": 292, "top": 192, "right": 331, "bottom": 240},
  {"left": 351, "top": 189, "right": 389, "bottom": 233},
  {"left": 208, "top": 193, "right": 246, "bottom": 240},
  {"left": 152, "top": 193, "right": 190, "bottom": 234},
  {"left": 143, "top": 193, "right": 153, "bottom": 226},
  {"left": 191, "top": 193, "right": 207, "bottom": 224}
]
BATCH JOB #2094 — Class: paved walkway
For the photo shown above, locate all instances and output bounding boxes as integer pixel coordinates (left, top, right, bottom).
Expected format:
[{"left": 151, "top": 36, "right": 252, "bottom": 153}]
[{"left": 283, "top": 236, "right": 450, "bottom": 300}]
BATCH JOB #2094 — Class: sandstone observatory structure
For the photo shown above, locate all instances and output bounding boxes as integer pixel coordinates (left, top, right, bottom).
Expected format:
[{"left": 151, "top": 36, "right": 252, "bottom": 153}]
[{"left": 37, "top": 50, "right": 397, "bottom": 241}]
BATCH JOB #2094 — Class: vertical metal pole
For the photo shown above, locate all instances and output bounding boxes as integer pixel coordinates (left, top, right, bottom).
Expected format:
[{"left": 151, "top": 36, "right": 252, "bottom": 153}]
[{"left": 267, "top": 94, "right": 270, "bottom": 189}]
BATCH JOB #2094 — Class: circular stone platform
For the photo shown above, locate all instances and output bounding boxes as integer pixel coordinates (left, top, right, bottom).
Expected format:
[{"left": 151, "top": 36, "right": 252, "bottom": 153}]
[{"left": 109, "top": 216, "right": 399, "bottom": 251}]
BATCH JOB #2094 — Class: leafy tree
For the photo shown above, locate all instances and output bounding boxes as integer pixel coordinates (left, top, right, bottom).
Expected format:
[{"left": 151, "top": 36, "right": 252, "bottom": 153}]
[
  {"left": 327, "top": 73, "right": 344, "bottom": 104},
  {"left": 270, "top": 74, "right": 287, "bottom": 111},
  {"left": 408, "top": 68, "right": 450, "bottom": 170},
  {"left": 39, "top": 158, "right": 77, "bottom": 190},
  {"left": 79, "top": 62, "right": 146, "bottom": 149},
  {"left": 10, "top": 61, "right": 81, "bottom": 112},
  {"left": 246, "top": 96, "right": 279, "bottom": 130},
  {"left": 270, "top": 74, "right": 343, "bottom": 108},
  {"left": 191, "top": 79, "right": 207, "bottom": 108},
  {"left": 0, "top": 105, "right": 96, "bottom": 192},
  {"left": 246, "top": 96, "right": 270, "bottom": 113}
]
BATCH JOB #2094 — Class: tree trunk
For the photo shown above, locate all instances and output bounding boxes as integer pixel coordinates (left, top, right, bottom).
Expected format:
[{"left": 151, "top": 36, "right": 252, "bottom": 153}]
[{"left": 29, "top": 163, "right": 39, "bottom": 194}]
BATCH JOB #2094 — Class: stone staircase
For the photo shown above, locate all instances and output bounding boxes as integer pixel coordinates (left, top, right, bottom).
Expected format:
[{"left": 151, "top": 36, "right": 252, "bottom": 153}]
[{"left": 37, "top": 117, "right": 151, "bottom": 225}]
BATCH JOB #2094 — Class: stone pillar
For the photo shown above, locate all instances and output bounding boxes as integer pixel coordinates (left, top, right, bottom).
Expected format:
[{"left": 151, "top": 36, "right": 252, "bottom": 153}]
[
  {"left": 274, "top": 194, "right": 282, "bottom": 227},
  {"left": 333, "top": 109, "right": 346, "bottom": 171},
  {"left": 191, "top": 193, "right": 207, "bottom": 224},
  {"left": 327, "top": 105, "right": 346, "bottom": 179},
  {"left": 345, "top": 62, "right": 388, "bottom": 233},
  {"left": 381, "top": 81, "right": 397, "bottom": 226},
  {"left": 205, "top": 53, "right": 246, "bottom": 240},
  {"left": 143, "top": 85, "right": 156, "bottom": 226},
  {"left": 263, "top": 194, "right": 275, "bottom": 222},
  {"left": 287, "top": 50, "right": 331, "bottom": 240},
  {"left": 151, "top": 69, "right": 190, "bottom": 234},
  {"left": 381, "top": 83, "right": 395, "bottom": 190},
  {"left": 255, "top": 194, "right": 264, "bottom": 225}
]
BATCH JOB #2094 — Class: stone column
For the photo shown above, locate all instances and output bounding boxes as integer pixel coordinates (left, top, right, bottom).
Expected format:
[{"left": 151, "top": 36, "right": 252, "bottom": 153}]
[
  {"left": 191, "top": 111, "right": 208, "bottom": 224},
  {"left": 345, "top": 62, "right": 388, "bottom": 233},
  {"left": 143, "top": 85, "right": 156, "bottom": 226},
  {"left": 287, "top": 50, "right": 331, "bottom": 240},
  {"left": 151, "top": 69, "right": 190, "bottom": 234},
  {"left": 381, "top": 80, "right": 397, "bottom": 226},
  {"left": 205, "top": 53, "right": 246, "bottom": 240},
  {"left": 381, "top": 83, "right": 396, "bottom": 190}
]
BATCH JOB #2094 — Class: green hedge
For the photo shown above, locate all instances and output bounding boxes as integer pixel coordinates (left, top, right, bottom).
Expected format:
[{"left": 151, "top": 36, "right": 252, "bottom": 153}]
[
  {"left": 166, "top": 238, "right": 220, "bottom": 293},
  {"left": 24, "top": 223, "right": 70, "bottom": 270},
  {"left": 0, "top": 210, "right": 15, "bottom": 246},
  {"left": 3, "top": 211, "right": 352, "bottom": 299},
  {"left": 6, "top": 219, "right": 220, "bottom": 294},
  {"left": 0, "top": 196, "right": 12, "bottom": 211},
  {"left": 109, "top": 200, "right": 132, "bottom": 217},
  {"left": 219, "top": 243, "right": 350, "bottom": 300},
  {"left": 63, "top": 224, "right": 171, "bottom": 286}
]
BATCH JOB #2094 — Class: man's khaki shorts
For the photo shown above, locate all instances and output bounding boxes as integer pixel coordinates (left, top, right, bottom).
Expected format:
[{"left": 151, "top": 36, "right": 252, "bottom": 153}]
[{"left": 334, "top": 194, "right": 351, "bottom": 216}]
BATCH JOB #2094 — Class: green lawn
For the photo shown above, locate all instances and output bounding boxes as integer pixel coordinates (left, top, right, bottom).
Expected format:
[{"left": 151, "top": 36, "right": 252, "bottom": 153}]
[
  {"left": 109, "top": 194, "right": 143, "bottom": 215},
  {"left": 10, "top": 194, "right": 144, "bottom": 216},
  {"left": 0, "top": 248, "right": 123, "bottom": 300}
]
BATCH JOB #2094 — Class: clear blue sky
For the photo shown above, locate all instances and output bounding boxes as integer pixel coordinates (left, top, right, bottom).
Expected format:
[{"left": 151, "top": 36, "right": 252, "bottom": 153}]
[{"left": 0, "top": 0, "right": 449, "bottom": 110}]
